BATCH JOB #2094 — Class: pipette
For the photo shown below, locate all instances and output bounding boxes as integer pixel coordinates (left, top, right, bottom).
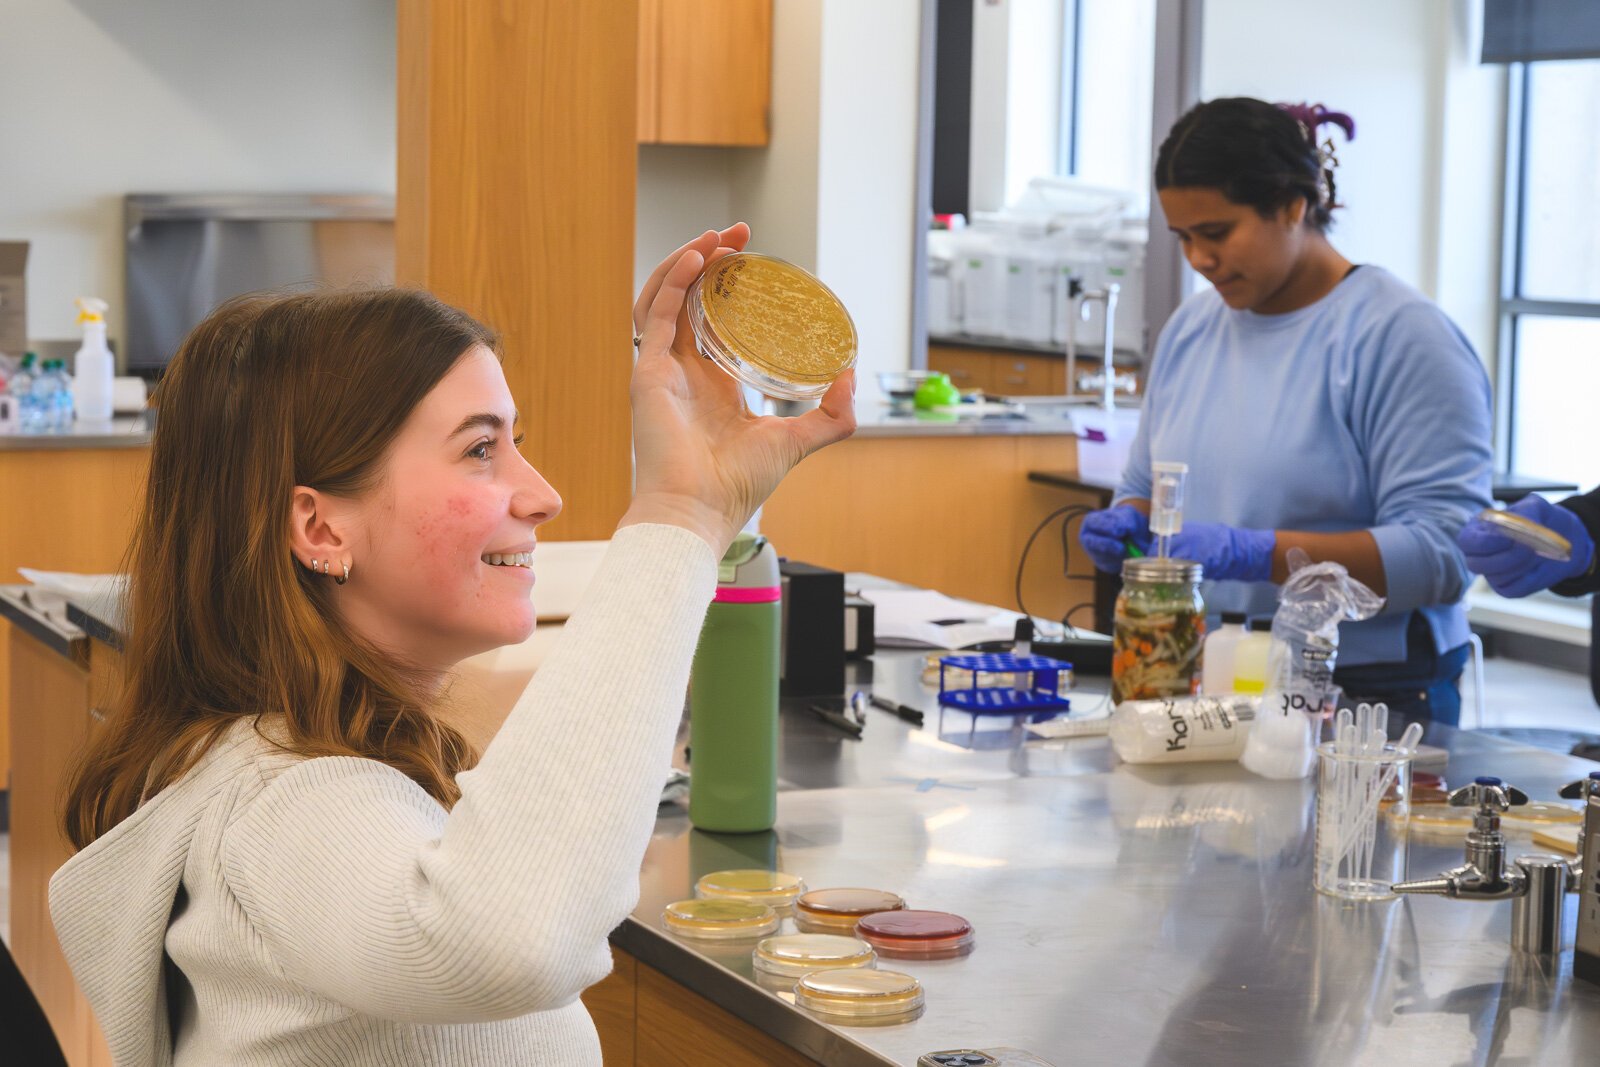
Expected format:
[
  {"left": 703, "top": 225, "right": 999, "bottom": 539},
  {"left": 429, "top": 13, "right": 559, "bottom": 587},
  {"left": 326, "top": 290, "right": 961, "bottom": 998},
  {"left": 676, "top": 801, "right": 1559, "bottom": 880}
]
[{"left": 1150, "top": 461, "right": 1188, "bottom": 559}]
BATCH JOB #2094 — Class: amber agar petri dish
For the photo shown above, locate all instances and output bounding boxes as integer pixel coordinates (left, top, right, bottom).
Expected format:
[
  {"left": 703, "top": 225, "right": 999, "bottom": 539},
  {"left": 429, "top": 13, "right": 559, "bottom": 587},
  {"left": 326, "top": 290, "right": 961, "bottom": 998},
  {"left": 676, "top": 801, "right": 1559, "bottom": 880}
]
[
  {"left": 686, "top": 252, "right": 858, "bottom": 401},
  {"left": 1477, "top": 508, "right": 1572, "bottom": 561},
  {"left": 855, "top": 909, "right": 974, "bottom": 959},
  {"left": 752, "top": 933, "right": 877, "bottom": 981},
  {"left": 793, "top": 887, "right": 906, "bottom": 934},
  {"left": 662, "top": 898, "right": 779, "bottom": 940},
  {"left": 694, "top": 869, "right": 807, "bottom": 913},
  {"left": 794, "top": 968, "right": 925, "bottom": 1023}
]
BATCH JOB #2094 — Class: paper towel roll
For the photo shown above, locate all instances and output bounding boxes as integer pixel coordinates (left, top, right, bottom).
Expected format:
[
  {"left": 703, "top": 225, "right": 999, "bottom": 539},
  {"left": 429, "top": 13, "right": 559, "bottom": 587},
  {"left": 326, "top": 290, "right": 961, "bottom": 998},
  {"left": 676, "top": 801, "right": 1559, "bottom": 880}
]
[{"left": 112, "top": 376, "right": 148, "bottom": 413}]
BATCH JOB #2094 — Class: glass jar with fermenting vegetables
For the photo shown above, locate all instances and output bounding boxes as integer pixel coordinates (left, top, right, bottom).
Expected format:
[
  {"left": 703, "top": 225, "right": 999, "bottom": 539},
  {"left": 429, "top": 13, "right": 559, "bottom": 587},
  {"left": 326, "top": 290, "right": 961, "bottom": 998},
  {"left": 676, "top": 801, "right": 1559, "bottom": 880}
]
[{"left": 1112, "top": 558, "right": 1206, "bottom": 705}]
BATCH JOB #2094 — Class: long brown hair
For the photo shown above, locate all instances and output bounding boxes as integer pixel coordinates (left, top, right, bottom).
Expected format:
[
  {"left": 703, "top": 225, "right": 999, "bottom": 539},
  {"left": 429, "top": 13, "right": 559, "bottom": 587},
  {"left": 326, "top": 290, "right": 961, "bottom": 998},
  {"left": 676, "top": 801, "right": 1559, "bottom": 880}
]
[{"left": 64, "top": 288, "right": 498, "bottom": 848}]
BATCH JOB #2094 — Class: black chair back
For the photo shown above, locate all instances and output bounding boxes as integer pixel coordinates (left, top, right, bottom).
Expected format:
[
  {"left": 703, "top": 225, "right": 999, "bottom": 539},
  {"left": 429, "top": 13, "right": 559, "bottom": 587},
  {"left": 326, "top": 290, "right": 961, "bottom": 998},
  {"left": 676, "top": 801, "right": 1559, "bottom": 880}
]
[{"left": 0, "top": 937, "right": 68, "bottom": 1066}]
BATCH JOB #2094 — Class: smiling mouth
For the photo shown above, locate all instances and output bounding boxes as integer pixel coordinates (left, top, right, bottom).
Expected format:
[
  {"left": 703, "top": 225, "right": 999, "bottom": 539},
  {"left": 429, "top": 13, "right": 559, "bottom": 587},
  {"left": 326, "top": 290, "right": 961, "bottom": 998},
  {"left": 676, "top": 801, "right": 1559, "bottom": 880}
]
[{"left": 481, "top": 552, "right": 533, "bottom": 568}]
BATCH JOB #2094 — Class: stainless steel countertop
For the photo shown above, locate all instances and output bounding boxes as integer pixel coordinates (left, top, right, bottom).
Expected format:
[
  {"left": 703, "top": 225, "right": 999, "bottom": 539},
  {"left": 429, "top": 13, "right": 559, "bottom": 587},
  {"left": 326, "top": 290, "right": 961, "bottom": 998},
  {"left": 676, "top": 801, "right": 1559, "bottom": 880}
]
[
  {"left": 623, "top": 650, "right": 1600, "bottom": 1066},
  {"left": 0, "top": 414, "right": 152, "bottom": 451},
  {"left": 851, "top": 406, "right": 1079, "bottom": 439}
]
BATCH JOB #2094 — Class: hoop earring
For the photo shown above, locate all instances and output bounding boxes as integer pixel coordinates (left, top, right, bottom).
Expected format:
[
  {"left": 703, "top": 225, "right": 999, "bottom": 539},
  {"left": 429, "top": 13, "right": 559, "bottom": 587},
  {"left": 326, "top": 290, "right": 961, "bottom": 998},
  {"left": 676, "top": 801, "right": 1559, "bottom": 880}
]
[
  {"left": 335, "top": 560, "right": 350, "bottom": 586},
  {"left": 310, "top": 558, "right": 322, "bottom": 575}
]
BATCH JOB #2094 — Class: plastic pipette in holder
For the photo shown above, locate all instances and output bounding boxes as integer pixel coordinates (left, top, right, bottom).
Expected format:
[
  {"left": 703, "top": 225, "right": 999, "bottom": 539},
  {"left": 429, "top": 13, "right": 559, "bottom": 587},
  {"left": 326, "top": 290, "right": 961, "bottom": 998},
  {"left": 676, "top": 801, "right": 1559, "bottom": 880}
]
[{"left": 1150, "top": 461, "right": 1188, "bottom": 559}]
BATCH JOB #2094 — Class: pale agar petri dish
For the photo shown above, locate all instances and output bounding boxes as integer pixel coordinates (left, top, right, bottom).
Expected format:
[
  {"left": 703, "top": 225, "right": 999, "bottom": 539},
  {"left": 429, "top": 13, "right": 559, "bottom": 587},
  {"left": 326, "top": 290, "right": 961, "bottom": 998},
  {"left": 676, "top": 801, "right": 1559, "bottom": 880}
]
[
  {"left": 752, "top": 933, "right": 877, "bottom": 981},
  {"left": 1477, "top": 508, "right": 1573, "bottom": 561},
  {"left": 662, "top": 898, "right": 780, "bottom": 940},
  {"left": 855, "top": 909, "right": 975, "bottom": 959},
  {"left": 686, "top": 252, "right": 858, "bottom": 401},
  {"left": 794, "top": 968, "right": 926, "bottom": 1023},
  {"left": 794, "top": 887, "right": 907, "bottom": 934},
  {"left": 694, "top": 869, "right": 807, "bottom": 913}
]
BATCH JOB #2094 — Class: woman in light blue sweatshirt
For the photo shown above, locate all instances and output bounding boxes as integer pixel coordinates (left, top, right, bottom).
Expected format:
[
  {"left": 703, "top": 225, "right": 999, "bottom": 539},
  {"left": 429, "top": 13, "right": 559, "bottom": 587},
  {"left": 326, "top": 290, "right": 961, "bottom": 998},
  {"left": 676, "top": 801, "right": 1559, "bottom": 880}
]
[{"left": 1080, "top": 97, "right": 1493, "bottom": 722}]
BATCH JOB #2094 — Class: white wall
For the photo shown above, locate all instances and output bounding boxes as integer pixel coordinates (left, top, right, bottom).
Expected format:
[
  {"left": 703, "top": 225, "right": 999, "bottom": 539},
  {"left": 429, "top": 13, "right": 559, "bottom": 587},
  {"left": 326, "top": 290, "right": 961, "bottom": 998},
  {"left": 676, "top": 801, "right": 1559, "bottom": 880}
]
[
  {"left": 0, "top": 0, "right": 395, "bottom": 354},
  {"left": 969, "top": 0, "right": 1064, "bottom": 214},
  {"left": 813, "top": 0, "right": 922, "bottom": 389},
  {"left": 1201, "top": 0, "right": 1446, "bottom": 294}
]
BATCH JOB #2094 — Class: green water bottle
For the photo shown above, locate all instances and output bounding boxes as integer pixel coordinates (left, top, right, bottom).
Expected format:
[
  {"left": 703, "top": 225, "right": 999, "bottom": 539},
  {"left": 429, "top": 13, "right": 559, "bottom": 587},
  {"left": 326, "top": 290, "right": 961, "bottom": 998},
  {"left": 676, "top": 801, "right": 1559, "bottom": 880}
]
[{"left": 689, "top": 533, "right": 781, "bottom": 833}]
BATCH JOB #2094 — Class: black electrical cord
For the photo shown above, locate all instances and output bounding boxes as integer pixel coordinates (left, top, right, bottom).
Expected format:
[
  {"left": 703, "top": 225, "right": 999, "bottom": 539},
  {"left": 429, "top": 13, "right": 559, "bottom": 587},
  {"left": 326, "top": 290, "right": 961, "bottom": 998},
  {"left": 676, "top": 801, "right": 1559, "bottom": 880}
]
[{"left": 1014, "top": 504, "right": 1093, "bottom": 630}]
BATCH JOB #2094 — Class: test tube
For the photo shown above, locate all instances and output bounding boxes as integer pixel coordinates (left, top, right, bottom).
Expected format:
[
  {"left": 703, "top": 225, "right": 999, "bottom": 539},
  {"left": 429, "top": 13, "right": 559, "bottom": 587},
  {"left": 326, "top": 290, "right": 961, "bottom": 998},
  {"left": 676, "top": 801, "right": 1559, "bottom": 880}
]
[{"left": 1150, "top": 461, "right": 1188, "bottom": 559}]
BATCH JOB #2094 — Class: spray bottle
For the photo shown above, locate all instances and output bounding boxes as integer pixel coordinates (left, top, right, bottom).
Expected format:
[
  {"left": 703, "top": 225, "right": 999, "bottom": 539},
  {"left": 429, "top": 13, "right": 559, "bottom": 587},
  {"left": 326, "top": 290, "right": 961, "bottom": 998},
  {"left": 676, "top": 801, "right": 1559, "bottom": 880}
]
[
  {"left": 689, "top": 533, "right": 781, "bottom": 833},
  {"left": 72, "top": 297, "right": 114, "bottom": 422}
]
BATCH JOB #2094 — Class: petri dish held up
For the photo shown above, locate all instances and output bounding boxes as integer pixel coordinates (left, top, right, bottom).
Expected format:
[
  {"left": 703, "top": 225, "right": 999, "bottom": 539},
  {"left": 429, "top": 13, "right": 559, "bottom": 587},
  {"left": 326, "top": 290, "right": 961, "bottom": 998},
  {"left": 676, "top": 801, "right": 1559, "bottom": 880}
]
[{"left": 686, "top": 252, "right": 858, "bottom": 401}]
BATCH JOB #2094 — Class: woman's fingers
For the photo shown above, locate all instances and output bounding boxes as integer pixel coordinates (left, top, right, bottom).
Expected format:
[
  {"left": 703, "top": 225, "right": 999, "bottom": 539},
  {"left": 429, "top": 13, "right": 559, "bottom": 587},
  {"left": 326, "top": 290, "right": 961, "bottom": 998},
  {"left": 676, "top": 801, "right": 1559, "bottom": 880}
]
[
  {"left": 633, "top": 223, "right": 751, "bottom": 331},
  {"left": 639, "top": 248, "right": 705, "bottom": 360},
  {"left": 783, "top": 370, "right": 858, "bottom": 458}
]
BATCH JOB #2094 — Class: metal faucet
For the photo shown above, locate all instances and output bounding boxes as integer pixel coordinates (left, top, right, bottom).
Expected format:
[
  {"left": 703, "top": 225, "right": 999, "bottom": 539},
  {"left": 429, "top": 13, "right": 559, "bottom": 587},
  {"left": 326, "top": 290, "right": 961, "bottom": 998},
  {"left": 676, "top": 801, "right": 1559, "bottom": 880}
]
[
  {"left": 1393, "top": 775, "right": 1598, "bottom": 960},
  {"left": 1393, "top": 777, "right": 1531, "bottom": 901},
  {"left": 1062, "top": 279, "right": 1120, "bottom": 412}
]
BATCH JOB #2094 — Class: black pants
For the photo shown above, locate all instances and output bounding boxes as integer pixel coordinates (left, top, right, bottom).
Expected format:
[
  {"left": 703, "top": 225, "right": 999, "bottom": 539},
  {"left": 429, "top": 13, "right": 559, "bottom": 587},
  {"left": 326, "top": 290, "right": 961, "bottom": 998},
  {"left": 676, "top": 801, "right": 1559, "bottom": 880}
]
[{"left": 1333, "top": 613, "right": 1469, "bottom": 725}]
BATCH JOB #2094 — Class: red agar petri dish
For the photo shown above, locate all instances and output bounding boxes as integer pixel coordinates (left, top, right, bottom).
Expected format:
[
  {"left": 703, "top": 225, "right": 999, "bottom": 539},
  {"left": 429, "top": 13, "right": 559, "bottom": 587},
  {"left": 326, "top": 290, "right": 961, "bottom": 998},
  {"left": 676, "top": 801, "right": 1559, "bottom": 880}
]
[{"left": 854, "top": 909, "right": 974, "bottom": 959}]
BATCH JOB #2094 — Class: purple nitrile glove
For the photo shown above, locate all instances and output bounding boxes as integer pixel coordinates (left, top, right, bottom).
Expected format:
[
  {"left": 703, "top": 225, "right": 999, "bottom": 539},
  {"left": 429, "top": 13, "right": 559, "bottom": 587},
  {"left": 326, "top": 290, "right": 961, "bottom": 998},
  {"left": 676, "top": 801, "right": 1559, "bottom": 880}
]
[
  {"left": 1457, "top": 495, "right": 1594, "bottom": 598},
  {"left": 1079, "top": 505, "right": 1152, "bottom": 573},
  {"left": 1167, "top": 523, "right": 1277, "bottom": 582}
]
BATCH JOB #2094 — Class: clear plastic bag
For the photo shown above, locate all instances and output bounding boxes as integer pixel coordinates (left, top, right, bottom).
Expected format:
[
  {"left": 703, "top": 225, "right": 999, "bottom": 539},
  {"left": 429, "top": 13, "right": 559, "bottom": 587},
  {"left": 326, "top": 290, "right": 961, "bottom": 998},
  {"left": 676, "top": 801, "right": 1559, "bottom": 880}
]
[{"left": 1239, "top": 551, "right": 1384, "bottom": 780}]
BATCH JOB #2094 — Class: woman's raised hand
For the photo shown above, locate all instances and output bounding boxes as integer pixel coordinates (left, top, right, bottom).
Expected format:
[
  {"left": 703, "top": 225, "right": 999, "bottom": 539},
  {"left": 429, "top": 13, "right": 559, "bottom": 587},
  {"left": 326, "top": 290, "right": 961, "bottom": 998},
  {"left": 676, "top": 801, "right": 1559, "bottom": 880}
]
[{"left": 621, "top": 224, "right": 856, "bottom": 555}]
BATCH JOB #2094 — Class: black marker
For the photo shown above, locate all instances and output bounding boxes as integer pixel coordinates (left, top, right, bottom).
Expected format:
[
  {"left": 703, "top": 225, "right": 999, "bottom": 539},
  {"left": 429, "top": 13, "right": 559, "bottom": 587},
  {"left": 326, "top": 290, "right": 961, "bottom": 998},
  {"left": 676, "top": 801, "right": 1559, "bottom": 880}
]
[
  {"left": 809, "top": 703, "right": 864, "bottom": 739},
  {"left": 865, "top": 692, "right": 924, "bottom": 726}
]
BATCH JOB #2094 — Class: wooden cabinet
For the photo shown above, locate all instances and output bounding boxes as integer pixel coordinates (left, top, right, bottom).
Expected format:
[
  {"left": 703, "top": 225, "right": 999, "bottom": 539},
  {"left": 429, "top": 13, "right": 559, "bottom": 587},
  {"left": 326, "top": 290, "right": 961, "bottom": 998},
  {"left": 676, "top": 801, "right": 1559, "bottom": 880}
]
[
  {"left": 8, "top": 628, "right": 114, "bottom": 1066},
  {"left": 638, "top": 0, "right": 772, "bottom": 145},
  {"left": 929, "top": 342, "right": 1067, "bottom": 396},
  {"left": 927, "top": 344, "right": 996, "bottom": 393},
  {"left": 993, "top": 352, "right": 1066, "bottom": 395},
  {"left": 586, "top": 947, "right": 821, "bottom": 1066},
  {"left": 0, "top": 445, "right": 148, "bottom": 808}
]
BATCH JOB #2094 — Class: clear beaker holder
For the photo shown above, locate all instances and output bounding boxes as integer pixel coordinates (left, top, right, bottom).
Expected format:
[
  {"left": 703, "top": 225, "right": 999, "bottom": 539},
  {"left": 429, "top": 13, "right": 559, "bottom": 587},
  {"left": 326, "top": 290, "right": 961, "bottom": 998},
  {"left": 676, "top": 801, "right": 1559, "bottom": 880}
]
[{"left": 1313, "top": 741, "right": 1412, "bottom": 901}]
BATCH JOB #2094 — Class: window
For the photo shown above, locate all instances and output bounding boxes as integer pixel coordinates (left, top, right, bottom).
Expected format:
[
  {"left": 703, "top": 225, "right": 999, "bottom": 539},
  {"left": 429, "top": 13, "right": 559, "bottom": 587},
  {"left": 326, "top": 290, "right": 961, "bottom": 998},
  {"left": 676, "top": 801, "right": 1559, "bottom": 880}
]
[
  {"left": 1057, "top": 0, "right": 1157, "bottom": 215},
  {"left": 1500, "top": 60, "right": 1600, "bottom": 491}
]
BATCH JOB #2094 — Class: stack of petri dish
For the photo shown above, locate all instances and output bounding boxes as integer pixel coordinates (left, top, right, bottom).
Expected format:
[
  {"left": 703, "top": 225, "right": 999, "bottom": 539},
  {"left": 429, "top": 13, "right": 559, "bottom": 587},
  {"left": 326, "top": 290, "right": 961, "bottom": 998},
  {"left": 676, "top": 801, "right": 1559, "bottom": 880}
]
[
  {"left": 793, "top": 887, "right": 906, "bottom": 935},
  {"left": 694, "top": 869, "right": 807, "bottom": 914},
  {"left": 854, "top": 910, "right": 974, "bottom": 960},
  {"left": 661, "top": 898, "right": 779, "bottom": 941},
  {"left": 794, "top": 968, "right": 926, "bottom": 1025},
  {"left": 750, "top": 933, "right": 877, "bottom": 992},
  {"left": 685, "top": 252, "right": 858, "bottom": 402}
]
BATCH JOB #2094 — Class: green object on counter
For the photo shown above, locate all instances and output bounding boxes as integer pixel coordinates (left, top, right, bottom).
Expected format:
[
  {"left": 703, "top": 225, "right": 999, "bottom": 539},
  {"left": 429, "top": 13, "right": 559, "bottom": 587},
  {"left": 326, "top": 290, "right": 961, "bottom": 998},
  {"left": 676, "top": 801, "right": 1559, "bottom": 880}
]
[
  {"left": 913, "top": 372, "right": 961, "bottom": 410},
  {"left": 690, "top": 533, "right": 781, "bottom": 833}
]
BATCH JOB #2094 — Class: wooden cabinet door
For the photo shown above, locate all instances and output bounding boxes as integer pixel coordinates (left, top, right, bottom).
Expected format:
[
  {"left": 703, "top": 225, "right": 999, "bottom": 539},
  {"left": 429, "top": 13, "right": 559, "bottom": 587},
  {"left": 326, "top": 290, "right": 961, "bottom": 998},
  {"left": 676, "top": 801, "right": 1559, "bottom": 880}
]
[
  {"left": 637, "top": 0, "right": 662, "bottom": 142},
  {"left": 993, "top": 353, "right": 1065, "bottom": 396},
  {"left": 927, "top": 346, "right": 995, "bottom": 393},
  {"left": 644, "top": 0, "right": 772, "bottom": 146}
]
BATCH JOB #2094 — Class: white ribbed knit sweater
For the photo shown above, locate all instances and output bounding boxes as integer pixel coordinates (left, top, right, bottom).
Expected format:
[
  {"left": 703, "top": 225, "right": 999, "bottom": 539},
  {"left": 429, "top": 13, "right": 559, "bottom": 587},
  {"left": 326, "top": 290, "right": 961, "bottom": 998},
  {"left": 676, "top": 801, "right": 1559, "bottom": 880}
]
[{"left": 49, "top": 523, "right": 716, "bottom": 1066}]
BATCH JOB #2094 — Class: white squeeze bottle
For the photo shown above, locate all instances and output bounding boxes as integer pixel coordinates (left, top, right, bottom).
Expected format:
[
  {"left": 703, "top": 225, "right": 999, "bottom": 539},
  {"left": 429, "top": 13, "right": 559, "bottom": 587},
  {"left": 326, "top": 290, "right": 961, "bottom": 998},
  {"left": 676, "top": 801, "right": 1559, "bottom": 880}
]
[
  {"left": 1201, "top": 612, "right": 1246, "bottom": 696},
  {"left": 72, "top": 297, "right": 115, "bottom": 422}
]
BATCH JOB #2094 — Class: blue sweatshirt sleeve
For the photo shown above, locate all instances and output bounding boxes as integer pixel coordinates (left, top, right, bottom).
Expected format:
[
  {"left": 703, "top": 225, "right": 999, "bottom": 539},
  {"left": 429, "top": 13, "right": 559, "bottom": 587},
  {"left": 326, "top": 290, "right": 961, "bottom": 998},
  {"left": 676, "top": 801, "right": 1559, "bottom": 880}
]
[{"left": 1356, "top": 303, "right": 1494, "bottom": 614}]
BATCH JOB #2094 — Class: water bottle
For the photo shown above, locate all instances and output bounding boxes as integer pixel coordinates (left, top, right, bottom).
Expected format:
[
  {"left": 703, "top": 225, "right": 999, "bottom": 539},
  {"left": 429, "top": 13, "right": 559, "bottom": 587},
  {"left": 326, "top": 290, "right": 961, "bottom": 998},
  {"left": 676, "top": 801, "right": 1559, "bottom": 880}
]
[
  {"left": 689, "top": 533, "right": 781, "bottom": 833},
  {"left": 14, "top": 353, "right": 40, "bottom": 432},
  {"left": 30, "top": 360, "right": 53, "bottom": 429},
  {"left": 50, "top": 360, "right": 75, "bottom": 429}
]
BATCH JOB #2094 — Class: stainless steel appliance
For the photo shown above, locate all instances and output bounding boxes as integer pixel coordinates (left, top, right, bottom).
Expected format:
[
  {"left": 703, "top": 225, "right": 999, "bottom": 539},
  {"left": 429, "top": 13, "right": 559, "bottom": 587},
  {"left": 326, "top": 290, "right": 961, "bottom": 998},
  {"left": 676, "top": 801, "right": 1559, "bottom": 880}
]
[{"left": 124, "top": 193, "right": 394, "bottom": 374}]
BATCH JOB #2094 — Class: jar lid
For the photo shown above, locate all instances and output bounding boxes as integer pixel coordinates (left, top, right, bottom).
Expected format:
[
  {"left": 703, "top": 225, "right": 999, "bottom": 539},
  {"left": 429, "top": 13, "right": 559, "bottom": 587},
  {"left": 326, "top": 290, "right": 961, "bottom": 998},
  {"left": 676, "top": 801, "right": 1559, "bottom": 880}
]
[
  {"left": 1121, "top": 557, "right": 1203, "bottom": 584},
  {"left": 752, "top": 933, "right": 877, "bottom": 978},
  {"left": 794, "top": 887, "right": 906, "bottom": 932},
  {"left": 854, "top": 909, "right": 974, "bottom": 958},
  {"left": 794, "top": 968, "right": 925, "bottom": 1020},
  {"left": 695, "top": 869, "right": 806, "bottom": 910},
  {"left": 662, "top": 898, "right": 779, "bottom": 940},
  {"left": 686, "top": 253, "right": 858, "bottom": 401}
]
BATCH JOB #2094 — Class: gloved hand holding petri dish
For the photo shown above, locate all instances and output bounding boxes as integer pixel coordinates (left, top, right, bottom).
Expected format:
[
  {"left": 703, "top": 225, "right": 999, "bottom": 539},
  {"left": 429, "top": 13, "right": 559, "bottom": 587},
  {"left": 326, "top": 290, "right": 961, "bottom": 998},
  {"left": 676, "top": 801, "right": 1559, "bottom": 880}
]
[{"left": 685, "top": 252, "right": 858, "bottom": 401}]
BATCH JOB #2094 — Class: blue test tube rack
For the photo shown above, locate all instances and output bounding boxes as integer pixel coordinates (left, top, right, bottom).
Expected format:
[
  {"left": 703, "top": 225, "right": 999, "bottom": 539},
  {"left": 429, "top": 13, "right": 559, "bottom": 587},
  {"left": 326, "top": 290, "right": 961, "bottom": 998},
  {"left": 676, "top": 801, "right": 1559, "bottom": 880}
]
[{"left": 936, "top": 652, "right": 1074, "bottom": 718}]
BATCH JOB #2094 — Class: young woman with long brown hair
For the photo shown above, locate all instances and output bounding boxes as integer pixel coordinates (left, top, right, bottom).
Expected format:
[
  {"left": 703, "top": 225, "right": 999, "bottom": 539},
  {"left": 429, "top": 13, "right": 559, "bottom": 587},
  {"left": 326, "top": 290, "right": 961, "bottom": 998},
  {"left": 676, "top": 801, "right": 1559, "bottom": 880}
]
[{"left": 48, "top": 224, "right": 855, "bottom": 1065}]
